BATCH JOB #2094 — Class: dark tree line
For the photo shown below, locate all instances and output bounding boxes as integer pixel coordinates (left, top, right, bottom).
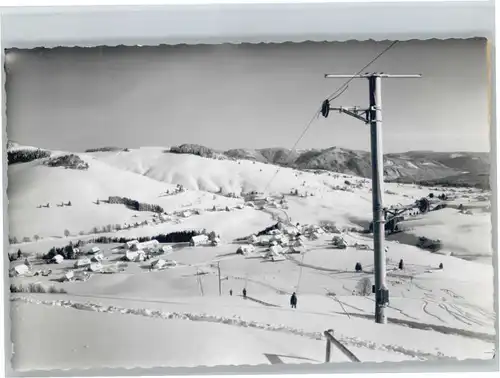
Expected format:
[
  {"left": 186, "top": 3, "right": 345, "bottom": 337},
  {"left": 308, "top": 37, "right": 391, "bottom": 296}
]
[
  {"left": 8, "top": 149, "right": 51, "bottom": 165},
  {"left": 44, "top": 154, "right": 89, "bottom": 170},
  {"left": 44, "top": 244, "right": 78, "bottom": 261},
  {"left": 169, "top": 144, "right": 217, "bottom": 159},
  {"left": 108, "top": 196, "right": 164, "bottom": 213},
  {"left": 41, "top": 230, "right": 204, "bottom": 261},
  {"left": 85, "top": 147, "right": 127, "bottom": 153},
  {"left": 88, "top": 230, "right": 202, "bottom": 244}
]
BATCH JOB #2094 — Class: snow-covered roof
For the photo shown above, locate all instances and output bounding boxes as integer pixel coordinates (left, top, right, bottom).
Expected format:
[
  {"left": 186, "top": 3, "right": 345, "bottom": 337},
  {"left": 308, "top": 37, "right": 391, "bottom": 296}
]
[
  {"left": 151, "top": 259, "right": 166, "bottom": 269},
  {"left": 89, "top": 246, "right": 101, "bottom": 254},
  {"left": 269, "top": 245, "right": 284, "bottom": 254},
  {"left": 52, "top": 255, "right": 64, "bottom": 263},
  {"left": 14, "top": 264, "right": 30, "bottom": 275},
  {"left": 125, "top": 240, "right": 139, "bottom": 247},
  {"left": 237, "top": 244, "right": 255, "bottom": 254},
  {"left": 74, "top": 258, "right": 91, "bottom": 267},
  {"left": 89, "top": 262, "right": 102, "bottom": 272},
  {"left": 191, "top": 234, "right": 208, "bottom": 242}
]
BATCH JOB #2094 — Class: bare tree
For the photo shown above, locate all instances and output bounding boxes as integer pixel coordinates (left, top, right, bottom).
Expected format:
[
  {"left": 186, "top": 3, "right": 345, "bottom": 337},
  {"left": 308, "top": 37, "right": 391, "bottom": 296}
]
[
  {"left": 356, "top": 277, "right": 372, "bottom": 296},
  {"left": 33, "top": 235, "right": 40, "bottom": 242}
]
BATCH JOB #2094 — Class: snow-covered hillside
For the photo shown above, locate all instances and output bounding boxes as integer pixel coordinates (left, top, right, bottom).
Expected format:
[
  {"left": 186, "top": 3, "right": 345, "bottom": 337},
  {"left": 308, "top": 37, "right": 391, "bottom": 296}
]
[{"left": 7, "top": 144, "right": 495, "bottom": 371}]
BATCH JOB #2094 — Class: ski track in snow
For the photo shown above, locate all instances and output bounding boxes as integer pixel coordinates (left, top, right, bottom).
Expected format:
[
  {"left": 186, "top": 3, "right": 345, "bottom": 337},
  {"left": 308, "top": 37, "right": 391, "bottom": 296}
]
[
  {"left": 422, "top": 301, "right": 447, "bottom": 324},
  {"left": 285, "top": 255, "right": 345, "bottom": 274},
  {"left": 229, "top": 275, "right": 290, "bottom": 295},
  {"left": 331, "top": 297, "right": 367, "bottom": 313},
  {"left": 441, "top": 288, "right": 464, "bottom": 300},
  {"left": 330, "top": 310, "right": 495, "bottom": 343},
  {"left": 458, "top": 302, "right": 495, "bottom": 321},
  {"left": 242, "top": 295, "right": 281, "bottom": 308},
  {"left": 363, "top": 297, "right": 419, "bottom": 320},
  {"left": 413, "top": 282, "right": 433, "bottom": 293},
  {"left": 438, "top": 303, "right": 473, "bottom": 326},
  {"left": 11, "top": 296, "right": 461, "bottom": 361},
  {"left": 447, "top": 303, "right": 489, "bottom": 327}
]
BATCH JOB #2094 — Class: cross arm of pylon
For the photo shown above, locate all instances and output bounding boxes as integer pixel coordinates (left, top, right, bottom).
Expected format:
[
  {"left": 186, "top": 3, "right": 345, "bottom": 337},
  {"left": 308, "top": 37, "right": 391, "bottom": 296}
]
[{"left": 322, "top": 103, "right": 370, "bottom": 123}]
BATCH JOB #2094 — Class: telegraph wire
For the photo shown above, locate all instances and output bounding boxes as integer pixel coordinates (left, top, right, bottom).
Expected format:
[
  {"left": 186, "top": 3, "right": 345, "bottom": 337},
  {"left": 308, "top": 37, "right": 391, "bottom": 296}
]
[{"left": 262, "top": 40, "right": 400, "bottom": 194}]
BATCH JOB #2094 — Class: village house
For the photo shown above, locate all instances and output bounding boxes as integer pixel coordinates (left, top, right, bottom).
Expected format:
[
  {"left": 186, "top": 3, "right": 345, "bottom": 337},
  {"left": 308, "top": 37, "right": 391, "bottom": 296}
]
[
  {"left": 135, "top": 239, "right": 160, "bottom": 251},
  {"left": 150, "top": 258, "right": 166, "bottom": 270},
  {"left": 257, "top": 235, "right": 271, "bottom": 246},
  {"left": 87, "top": 246, "right": 101, "bottom": 255},
  {"left": 125, "top": 250, "right": 146, "bottom": 262},
  {"left": 332, "top": 236, "right": 348, "bottom": 249},
  {"left": 236, "top": 244, "right": 255, "bottom": 255},
  {"left": 269, "top": 244, "right": 284, "bottom": 254},
  {"left": 124, "top": 240, "right": 139, "bottom": 249},
  {"left": 74, "top": 258, "right": 91, "bottom": 268},
  {"left": 181, "top": 210, "right": 193, "bottom": 218},
  {"left": 88, "top": 262, "right": 103, "bottom": 272},
  {"left": 51, "top": 254, "right": 64, "bottom": 264},
  {"left": 264, "top": 247, "right": 285, "bottom": 262},
  {"left": 283, "top": 226, "right": 299, "bottom": 236},
  {"left": 190, "top": 234, "right": 209, "bottom": 247},
  {"left": 91, "top": 252, "right": 104, "bottom": 262},
  {"left": 11, "top": 264, "right": 30, "bottom": 277},
  {"left": 161, "top": 245, "right": 173, "bottom": 253},
  {"left": 278, "top": 236, "right": 291, "bottom": 247},
  {"left": 248, "top": 235, "right": 258, "bottom": 244}
]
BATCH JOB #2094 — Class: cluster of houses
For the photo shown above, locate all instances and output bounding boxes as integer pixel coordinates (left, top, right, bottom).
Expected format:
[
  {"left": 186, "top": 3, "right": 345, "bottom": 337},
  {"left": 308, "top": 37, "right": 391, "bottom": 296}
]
[
  {"left": 234, "top": 221, "right": 354, "bottom": 262},
  {"left": 48, "top": 246, "right": 106, "bottom": 277},
  {"left": 120, "top": 239, "right": 178, "bottom": 271},
  {"left": 55, "top": 240, "right": 178, "bottom": 278},
  {"left": 244, "top": 194, "right": 288, "bottom": 211},
  {"left": 10, "top": 262, "right": 53, "bottom": 278},
  {"left": 236, "top": 222, "right": 309, "bottom": 262},
  {"left": 162, "top": 184, "right": 186, "bottom": 196},
  {"left": 122, "top": 212, "right": 172, "bottom": 229}
]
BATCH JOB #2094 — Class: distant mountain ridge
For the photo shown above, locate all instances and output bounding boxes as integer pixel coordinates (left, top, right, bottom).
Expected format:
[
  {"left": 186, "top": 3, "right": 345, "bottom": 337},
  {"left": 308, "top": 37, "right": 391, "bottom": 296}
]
[
  {"left": 169, "top": 144, "right": 491, "bottom": 189},
  {"left": 7, "top": 141, "right": 490, "bottom": 189}
]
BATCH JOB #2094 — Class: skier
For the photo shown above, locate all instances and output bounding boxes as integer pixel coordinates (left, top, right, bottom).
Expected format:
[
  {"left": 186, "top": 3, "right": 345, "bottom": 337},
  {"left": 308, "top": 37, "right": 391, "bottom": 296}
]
[
  {"left": 229, "top": 289, "right": 233, "bottom": 296},
  {"left": 290, "top": 292, "right": 297, "bottom": 309},
  {"left": 242, "top": 288, "right": 247, "bottom": 299}
]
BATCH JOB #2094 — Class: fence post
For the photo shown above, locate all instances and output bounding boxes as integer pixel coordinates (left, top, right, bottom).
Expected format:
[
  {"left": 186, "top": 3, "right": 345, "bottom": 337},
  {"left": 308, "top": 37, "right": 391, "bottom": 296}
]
[
  {"left": 325, "top": 338, "right": 331, "bottom": 362},
  {"left": 324, "top": 328, "right": 361, "bottom": 363},
  {"left": 324, "top": 329, "right": 333, "bottom": 363}
]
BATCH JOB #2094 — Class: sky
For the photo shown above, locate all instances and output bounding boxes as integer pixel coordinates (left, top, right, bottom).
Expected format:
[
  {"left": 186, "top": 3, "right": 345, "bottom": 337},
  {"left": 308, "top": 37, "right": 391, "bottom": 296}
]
[{"left": 5, "top": 39, "right": 490, "bottom": 153}]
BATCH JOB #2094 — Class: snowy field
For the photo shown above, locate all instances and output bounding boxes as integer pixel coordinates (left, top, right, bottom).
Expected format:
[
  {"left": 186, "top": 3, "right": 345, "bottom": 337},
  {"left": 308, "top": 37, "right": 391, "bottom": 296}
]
[{"left": 7, "top": 146, "right": 496, "bottom": 371}]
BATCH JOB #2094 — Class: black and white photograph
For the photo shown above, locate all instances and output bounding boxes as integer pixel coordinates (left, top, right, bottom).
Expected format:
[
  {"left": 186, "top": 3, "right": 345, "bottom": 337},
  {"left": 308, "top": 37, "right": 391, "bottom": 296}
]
[{"left": 4, "top": 38, "right": 494, "bottom": 371}]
